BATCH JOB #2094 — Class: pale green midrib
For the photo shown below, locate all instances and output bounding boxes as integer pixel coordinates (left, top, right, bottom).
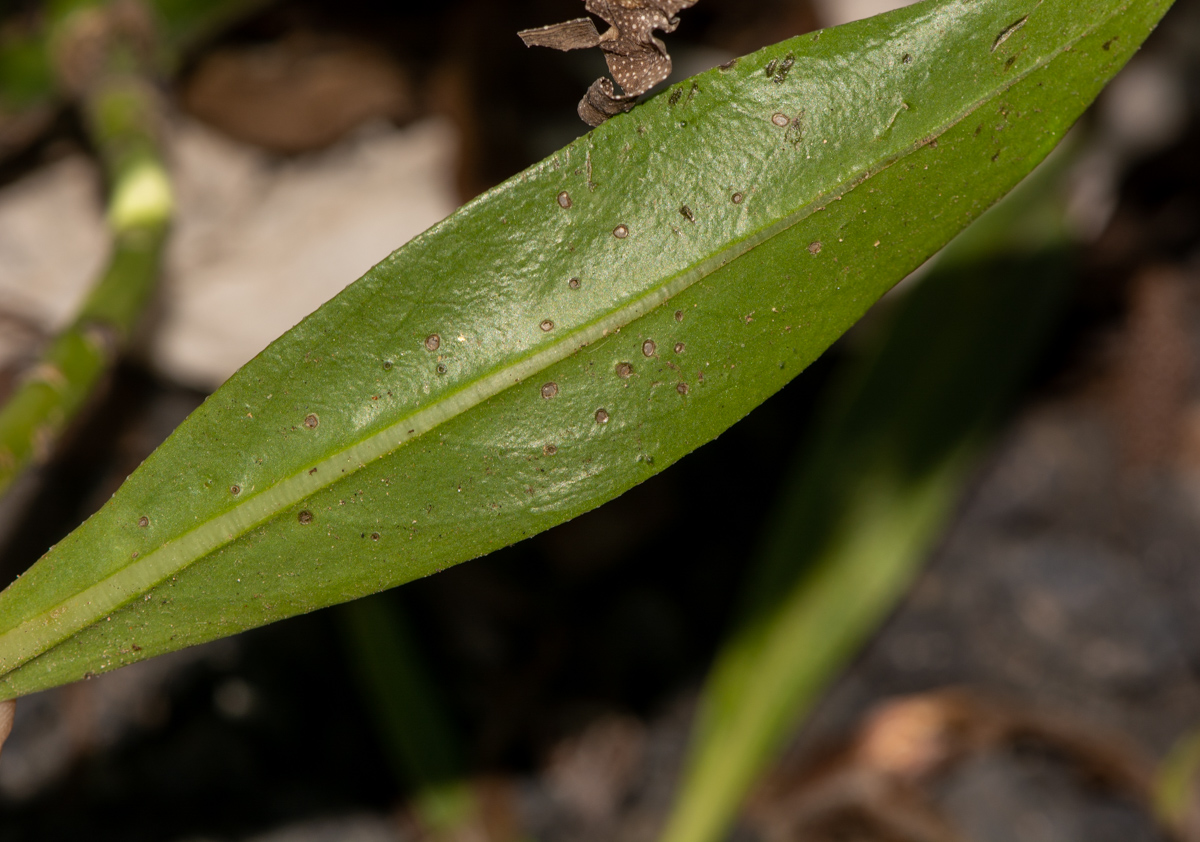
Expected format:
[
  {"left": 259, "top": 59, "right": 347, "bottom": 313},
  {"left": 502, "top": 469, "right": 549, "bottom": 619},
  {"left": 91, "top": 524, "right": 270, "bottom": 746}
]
[{"left": 0, "top": 20, "right": 1098, "bottom": 676}]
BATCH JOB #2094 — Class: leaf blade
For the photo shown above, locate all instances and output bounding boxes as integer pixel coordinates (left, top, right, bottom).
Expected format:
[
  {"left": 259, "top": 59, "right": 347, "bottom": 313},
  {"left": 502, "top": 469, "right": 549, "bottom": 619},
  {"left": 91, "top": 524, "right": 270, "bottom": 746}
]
[{"left": 0, "top": 0, "right": 1170, "bottom": 698}]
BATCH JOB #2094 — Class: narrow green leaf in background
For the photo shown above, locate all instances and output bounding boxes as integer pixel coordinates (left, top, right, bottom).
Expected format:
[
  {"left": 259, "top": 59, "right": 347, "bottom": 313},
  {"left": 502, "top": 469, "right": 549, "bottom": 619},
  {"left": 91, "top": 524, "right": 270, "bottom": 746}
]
[
  {"left": 659, "top": 151, "right": 1076, "bottom": 842},
  {"left": 337, "top": 595, "right": 477, "bottom": 837},
  {"left": 0, "top": 0, "right": 1171, "bottom": 699}
]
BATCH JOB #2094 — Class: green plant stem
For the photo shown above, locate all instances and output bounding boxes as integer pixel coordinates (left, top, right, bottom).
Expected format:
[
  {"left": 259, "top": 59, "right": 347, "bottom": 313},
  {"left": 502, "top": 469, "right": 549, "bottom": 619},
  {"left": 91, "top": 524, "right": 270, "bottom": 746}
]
[
  {"left": 337, "top": 595, "right": 476, "bottom": 838},
  {"left": 2, "top": 0, "right": 265, "bottom": 157},
  {"left": 1155, "top": 726, "right": 1200, "bottom": 834},
  {"left": 0, "top": 73, "right": 171, "bottom": 497},
  {"left": 0, "top": 0, "right": 275, "bottom": 494},
  {"left": 658, "top": 158, "right": 1075, "bottom": 842}
]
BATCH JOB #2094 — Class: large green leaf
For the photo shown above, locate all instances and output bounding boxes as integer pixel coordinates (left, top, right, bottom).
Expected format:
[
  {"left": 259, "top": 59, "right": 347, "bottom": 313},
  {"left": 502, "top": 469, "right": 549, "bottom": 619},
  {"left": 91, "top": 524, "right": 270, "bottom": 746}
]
[{"left": 0, "top": 0, "right": 1169, "bottom": 699}]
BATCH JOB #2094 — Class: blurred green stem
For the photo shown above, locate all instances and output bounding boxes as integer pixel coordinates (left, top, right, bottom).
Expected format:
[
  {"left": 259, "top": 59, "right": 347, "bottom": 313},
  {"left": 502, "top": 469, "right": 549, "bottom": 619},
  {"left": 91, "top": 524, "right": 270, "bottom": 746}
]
[
  {"left": 1, "top": 0, "right": 267, "bottom": 110},
  {"left": 338, "top": 595, "right": 478, "bottom": 839},
  {"left": 1155, "top": 726, "right": 1200, "bottom": 835},
  {"left": 0, "top": 13, "right": 171, "bottom": 497},
  {"left": 659, "top": 156, "right": 1075, "bottom": 842},
  {"left": 0, "top": 0, "right": 271, "bottom": 496}
]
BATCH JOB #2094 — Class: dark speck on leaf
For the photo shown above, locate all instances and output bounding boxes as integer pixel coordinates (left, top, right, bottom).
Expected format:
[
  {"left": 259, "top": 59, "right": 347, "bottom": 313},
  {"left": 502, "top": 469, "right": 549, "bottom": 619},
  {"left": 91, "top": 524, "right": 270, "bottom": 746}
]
[
  {"left": 992, "top": 15, "right": 1029, "bottom": 52},
  {"left": 773, "top": 54, "right": 794, "bottom": 83}
]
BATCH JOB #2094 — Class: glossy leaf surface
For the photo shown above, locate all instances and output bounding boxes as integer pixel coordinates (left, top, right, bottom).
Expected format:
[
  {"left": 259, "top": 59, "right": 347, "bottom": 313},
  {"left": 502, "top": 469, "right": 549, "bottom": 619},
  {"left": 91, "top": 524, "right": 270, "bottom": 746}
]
[{"left": 0, "top": 0, "right": 1169, "bottom": 698}]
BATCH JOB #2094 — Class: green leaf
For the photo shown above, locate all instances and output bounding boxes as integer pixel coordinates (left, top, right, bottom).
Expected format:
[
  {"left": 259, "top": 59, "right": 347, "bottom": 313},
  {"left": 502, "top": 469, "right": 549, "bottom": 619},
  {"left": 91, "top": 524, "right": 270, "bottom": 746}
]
[
  {"left": 0, "top": 0, "right": 1170, "bottom": 699},
  {"left": 659, "top": 152, "right": 1076, "bottom": 842}
]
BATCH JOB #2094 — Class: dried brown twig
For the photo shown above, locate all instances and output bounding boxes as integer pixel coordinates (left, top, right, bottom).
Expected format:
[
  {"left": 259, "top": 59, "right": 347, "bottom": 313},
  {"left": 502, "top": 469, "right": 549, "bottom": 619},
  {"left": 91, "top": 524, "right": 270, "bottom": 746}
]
[{"left": 518, "top": 0, "right": 698, "bottom": 126}]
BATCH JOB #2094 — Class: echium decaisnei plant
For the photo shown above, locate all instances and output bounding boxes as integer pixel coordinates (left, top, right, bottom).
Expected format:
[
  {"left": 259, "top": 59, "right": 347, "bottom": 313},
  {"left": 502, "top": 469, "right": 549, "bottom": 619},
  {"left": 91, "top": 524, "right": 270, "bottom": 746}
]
[{"left": 0, "top": 0, "right": 1174, "bottom": 732}]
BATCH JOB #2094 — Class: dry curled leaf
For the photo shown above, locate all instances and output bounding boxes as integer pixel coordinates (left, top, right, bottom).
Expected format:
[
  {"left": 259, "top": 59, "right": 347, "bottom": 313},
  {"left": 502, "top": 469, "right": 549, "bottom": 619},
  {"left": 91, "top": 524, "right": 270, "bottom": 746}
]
[{"left": 518, "top": 0, "right": 698, "bottom": 126}]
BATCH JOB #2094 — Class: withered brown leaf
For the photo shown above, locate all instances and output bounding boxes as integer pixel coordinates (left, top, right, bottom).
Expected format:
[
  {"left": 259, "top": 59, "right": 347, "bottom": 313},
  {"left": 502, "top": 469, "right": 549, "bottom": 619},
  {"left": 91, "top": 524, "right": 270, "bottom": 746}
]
[{"left": 519, "top": 0, "right": 699, "bottom": 127}]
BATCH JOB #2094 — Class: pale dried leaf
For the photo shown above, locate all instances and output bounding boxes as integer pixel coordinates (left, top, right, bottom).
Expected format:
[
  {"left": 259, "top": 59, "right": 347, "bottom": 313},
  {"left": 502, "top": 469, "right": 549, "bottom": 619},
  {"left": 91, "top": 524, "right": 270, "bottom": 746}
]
[
  {"left": 517, "top": 18, "right": 602, "bottom": 51},
  {"left": 519, "top": 0, "right": 698, "bottom": 126}
]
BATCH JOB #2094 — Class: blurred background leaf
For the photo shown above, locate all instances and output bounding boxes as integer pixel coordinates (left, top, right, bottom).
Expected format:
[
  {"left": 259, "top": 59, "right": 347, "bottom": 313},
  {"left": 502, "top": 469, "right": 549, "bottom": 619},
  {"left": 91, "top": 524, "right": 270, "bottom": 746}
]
[{"left": 661, "top": 150, "right": 1076, "bottom": 842}]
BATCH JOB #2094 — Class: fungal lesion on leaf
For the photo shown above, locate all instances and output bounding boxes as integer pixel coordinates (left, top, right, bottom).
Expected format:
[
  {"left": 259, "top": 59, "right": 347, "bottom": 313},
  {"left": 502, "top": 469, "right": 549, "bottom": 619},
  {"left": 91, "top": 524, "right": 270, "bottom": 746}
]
[{"left": 518, "top": 0, "right": 698, "bottom": 127}]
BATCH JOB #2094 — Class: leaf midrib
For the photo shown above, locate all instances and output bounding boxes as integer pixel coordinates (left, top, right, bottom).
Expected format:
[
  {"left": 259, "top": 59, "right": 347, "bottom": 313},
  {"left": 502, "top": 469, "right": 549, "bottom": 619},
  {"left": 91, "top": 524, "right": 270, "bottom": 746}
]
[{"left": 0, "top": 8, "right": 1106, "bottom": 673}]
